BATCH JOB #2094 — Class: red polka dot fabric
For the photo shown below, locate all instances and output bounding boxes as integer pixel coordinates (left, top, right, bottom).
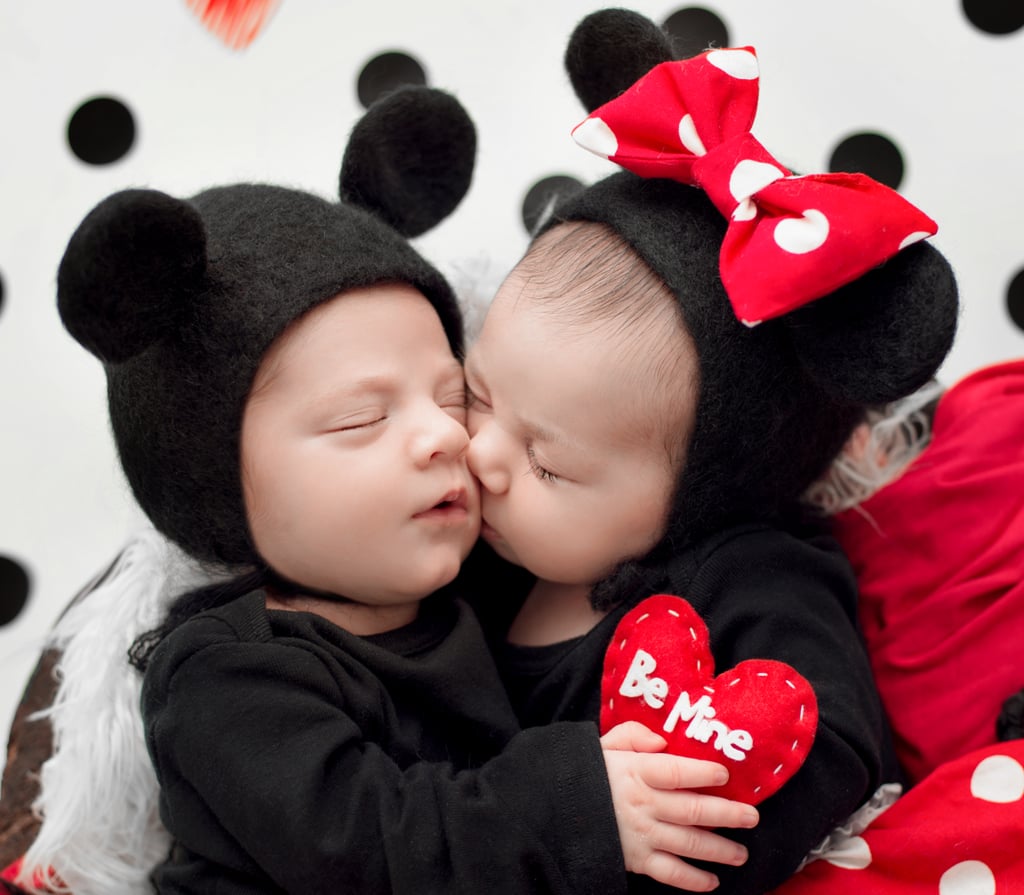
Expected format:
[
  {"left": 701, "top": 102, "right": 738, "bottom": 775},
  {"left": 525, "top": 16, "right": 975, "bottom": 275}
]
[
  {"left": 772, "top": 741, "right": 1024, "bottom": 894},
  {"left": 835, "top": 359, "right": 1024, "bottom": 784},
  {"left": 570, "top": 48, "right": 937, "bottom": 326}
]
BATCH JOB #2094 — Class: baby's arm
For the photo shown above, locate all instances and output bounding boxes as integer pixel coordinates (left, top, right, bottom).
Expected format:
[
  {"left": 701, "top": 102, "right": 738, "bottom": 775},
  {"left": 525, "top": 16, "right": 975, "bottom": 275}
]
[
  {"left": 668, "top": 529, "right": 894, "bottom": 894},
  {"left": 601, "top": 722, "right": 758, "bottom": 893},
  {"left": 145, "top": 623, "right": 751, "bottom": 895}
]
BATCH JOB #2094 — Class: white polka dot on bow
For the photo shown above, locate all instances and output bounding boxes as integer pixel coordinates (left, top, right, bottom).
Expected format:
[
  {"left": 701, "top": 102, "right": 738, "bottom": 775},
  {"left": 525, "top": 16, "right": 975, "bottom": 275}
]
[
  {"left": 775, "top": 209, "right": 830, "bottom": 255},
  {"left": 706, "top": 48, "right": 758, "bottom": 80},
  {"left": 678, "top": 114, "right": 706, "bottom": 156},
  {"left": 572, "top": 116, "right": 618, "bottom": 159},
  {"left": 729, "top": 159, "right": 785, "bottom": 222},
  {"left": 899, "top": 230, "right": 932, "bottom": 250}
]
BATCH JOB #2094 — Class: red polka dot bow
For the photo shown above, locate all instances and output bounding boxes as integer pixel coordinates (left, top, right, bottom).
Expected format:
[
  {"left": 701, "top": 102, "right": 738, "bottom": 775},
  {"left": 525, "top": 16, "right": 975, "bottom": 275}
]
[{"left": 572, "top": 47, "right": 938, "bottom": 325}]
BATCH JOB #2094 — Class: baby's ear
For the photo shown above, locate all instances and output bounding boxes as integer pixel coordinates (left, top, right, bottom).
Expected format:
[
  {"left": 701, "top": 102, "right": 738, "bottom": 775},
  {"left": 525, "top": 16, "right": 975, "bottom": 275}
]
[
  {"left": 339, "top": 85, "right": 475, "bottom": 237},
  {"left": 565, "top": 8, "right": 675, "bottom": 112},
  {"left": 57, "top": 189, "right": 207, "bottom": 364}
]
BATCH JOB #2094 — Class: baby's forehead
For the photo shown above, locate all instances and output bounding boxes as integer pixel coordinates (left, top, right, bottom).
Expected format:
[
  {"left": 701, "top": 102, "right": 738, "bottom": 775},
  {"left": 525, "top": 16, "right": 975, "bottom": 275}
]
[{"left": 472, "top": 287, "right": 696, "bottom": 450}]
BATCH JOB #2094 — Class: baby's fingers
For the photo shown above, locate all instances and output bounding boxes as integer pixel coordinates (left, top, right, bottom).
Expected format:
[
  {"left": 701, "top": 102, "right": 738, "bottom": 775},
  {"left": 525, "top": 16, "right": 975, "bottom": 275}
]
[
  {"left": 638, "top": 753, "right": 732, "bottom": 791},
  {"left": 638, "top": 852, "right": 722, "bottom": 892},
  {"left": 601, "top": 720, "right": 668, "bottom": 753},
  {"left": 647, "top": 818, "right": 749, "bottom": 868},
  {"left": 654, "top": 789, "right": 759, "bottom": 831}
]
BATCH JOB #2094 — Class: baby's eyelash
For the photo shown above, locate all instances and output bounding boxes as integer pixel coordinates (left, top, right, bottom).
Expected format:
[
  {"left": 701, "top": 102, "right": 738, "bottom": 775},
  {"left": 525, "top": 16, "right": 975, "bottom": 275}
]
[
  {"left": 335, "top": 416, "right": 386, "bottom": 432},
  {"left": 526, "top": 446, "right": 559, "bottom": 483}
]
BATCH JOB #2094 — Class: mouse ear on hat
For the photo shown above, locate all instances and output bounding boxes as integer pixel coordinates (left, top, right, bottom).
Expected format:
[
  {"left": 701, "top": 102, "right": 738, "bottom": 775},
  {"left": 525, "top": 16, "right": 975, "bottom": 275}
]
[
  {"left": 57, "top": 189, "right": 208, "bottom": 365},
  {"left": 784, "top": 240, "right": 959, "bottom": 405},
  {"left": 339, "top": 85, "right": 476, "bottom": 238},
  {"left": 564, "top": 8, "right": 675, "bottom": 113}
]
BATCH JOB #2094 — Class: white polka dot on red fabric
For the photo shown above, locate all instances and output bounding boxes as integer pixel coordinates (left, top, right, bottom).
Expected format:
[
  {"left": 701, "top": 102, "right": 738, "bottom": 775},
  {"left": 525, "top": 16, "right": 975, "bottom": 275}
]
[
  {"left": 678, "top": 113, "right": 706, "bottom": 156},
  {"left": 821, "top": 834, "right": 872, "bottom": 870},
  {"left": 899, "top": 230, "right": 931, "bottom": 250},
  {"left": 938, "top": 860, "right": 996, "bottom": 895},
  {"left": 970, "top": 753, "right": 1024, "bottom": 803},
  {"left": 774, "top": 209, "right": 830, "bottom": 254},
  {"left": 572, "top": 117, "right": 618, "bottom": 158},
  {"left": 729, "top": 159, "right": 785, "bottom": 220},
  {"left": 706, "top": 48, "right": 758, "bottom": 80}
]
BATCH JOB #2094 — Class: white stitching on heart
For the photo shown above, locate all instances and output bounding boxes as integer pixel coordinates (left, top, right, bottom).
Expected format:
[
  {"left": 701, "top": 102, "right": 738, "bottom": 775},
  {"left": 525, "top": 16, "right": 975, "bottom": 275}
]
[{"left": 607, "top": 597, "right": 817, "bottom": 802}]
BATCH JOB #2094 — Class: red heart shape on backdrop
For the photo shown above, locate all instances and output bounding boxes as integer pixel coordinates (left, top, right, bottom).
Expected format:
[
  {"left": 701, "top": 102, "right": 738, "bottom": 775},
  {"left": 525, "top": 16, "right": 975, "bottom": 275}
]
[{"left": 601, "top": 594, "right": 818, "bottom": 804}]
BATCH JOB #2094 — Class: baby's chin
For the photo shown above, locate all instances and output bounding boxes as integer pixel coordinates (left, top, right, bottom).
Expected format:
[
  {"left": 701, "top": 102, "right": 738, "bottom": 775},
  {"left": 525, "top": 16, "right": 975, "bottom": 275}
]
[{"left": 424, "top": 547, "right": 474, "bottom": 593}]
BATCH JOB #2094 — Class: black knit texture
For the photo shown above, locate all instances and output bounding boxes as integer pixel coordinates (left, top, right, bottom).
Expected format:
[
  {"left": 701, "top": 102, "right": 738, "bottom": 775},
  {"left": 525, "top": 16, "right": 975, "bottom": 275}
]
[
  {"left": 549, "top": 8, "right": 959, "bottom": 567},
  {"left": 57, "top": 86, "right": 473, "bottom": 566}
]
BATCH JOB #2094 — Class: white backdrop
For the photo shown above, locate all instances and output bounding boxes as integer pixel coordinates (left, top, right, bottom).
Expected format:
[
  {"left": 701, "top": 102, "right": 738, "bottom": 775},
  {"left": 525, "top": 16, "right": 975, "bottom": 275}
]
[{"left": 2, "top": 0, "right": 1023, "bottom": 768}]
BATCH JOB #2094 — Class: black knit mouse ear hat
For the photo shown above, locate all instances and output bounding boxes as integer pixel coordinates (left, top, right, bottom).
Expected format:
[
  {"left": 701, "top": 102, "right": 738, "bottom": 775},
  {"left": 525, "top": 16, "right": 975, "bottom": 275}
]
[
  {"left": 545, "top": 8, "right": 959, "bottom": 545},
  {"left": 57, "top": 86, "right": 475, "bottom": 566}
]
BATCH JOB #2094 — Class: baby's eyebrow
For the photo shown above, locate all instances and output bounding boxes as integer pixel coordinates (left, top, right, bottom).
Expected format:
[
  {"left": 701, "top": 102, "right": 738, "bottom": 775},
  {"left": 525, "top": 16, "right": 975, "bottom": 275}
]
[
  {"left": 523, "top": 418, "right": 575, "bottom": 450},
  {"left": 315, "top": 375, "right": 393, "bottom": 402}
]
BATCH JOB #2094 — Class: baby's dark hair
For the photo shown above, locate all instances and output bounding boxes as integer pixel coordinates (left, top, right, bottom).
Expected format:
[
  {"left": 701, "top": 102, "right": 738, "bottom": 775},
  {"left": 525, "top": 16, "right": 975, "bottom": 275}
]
[
  {"left": 514, "top": 220, "right": 698, "bottom": 470},
  {"left": 517, "top": 220, "right": 680, "bottom": 337}
]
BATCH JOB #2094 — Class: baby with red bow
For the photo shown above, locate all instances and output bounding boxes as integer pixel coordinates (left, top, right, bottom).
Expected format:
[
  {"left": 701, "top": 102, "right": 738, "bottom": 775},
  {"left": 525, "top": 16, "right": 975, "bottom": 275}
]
[{"left": 459, "top": 8, "right": 957, "bottom": 893}]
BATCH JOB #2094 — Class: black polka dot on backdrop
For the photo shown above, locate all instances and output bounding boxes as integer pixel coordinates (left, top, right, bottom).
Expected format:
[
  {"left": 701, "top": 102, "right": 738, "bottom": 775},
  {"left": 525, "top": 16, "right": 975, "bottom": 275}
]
[
  {"left": 661, "top": 6, "right": 730, "bottom": 58},
  {"left": 356, "top": 52, "right": 427, "bottom": 108},
  {"left": 521, "top": 175, "right": 584, "bottom": 235},
  {"left": 67, "top": 96, "right": 136, "bottom": 165},
  {"left": 1008, "top": 268, "right": 1024, "bottom": 333},
  {"left": 0, "top": 269, "right": 5, "bottom": 318},
  {"left": 962, "top": 0, "right": 1024, "bottom": 35},
  {"left": 0, "top": 555, "right": 31, "bottom": 627},
  {"left": 828, "top": 132, "right": 905, "bottom": 191}
]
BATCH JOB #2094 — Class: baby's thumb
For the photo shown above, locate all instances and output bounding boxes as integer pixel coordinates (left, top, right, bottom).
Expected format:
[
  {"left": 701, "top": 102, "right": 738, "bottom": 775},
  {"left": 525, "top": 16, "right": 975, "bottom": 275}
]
[{"left": 600, "top": 721, "right": 667, "bottom": 753}]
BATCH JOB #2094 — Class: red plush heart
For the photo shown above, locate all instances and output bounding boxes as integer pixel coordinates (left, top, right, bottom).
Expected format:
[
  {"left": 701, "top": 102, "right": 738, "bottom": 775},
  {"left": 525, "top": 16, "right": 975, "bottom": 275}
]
[{"left": 601, "top": 594, "right": 818, "bottom": 804}]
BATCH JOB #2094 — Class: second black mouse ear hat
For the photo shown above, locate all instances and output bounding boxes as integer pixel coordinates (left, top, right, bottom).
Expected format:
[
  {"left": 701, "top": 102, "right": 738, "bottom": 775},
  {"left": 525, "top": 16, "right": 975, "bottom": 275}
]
[
  {"left": 546, "top": 8, "right": 958, "bottom": 546},
  {"left": 57, "top": 86, "right": 476, "bottom": 566}
]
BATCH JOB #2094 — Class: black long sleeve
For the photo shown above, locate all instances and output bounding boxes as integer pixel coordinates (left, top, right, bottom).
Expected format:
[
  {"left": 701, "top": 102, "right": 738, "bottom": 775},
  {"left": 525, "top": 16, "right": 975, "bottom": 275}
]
[
  {"left": 492, "top": 525, "right": 897, "bottom": 895},
  {"left": 142, "top": 592, "right": 625, "bottom": 894}
]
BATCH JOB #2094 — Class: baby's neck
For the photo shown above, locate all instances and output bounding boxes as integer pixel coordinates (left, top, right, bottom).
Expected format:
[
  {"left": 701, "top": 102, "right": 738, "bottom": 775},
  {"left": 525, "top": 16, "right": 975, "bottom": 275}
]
[
  {"left": 506, "top": 579, "right": 608, "bottom": 647},
  {"left": 265, "top": 590, "right": 419, "bottom": 636}
]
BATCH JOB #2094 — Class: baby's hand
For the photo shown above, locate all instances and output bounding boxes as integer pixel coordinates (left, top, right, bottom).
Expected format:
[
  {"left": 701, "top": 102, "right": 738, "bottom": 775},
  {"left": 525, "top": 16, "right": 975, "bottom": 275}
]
[{"left": 601, "top": 721, "right": 759, "bottom": 892}]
